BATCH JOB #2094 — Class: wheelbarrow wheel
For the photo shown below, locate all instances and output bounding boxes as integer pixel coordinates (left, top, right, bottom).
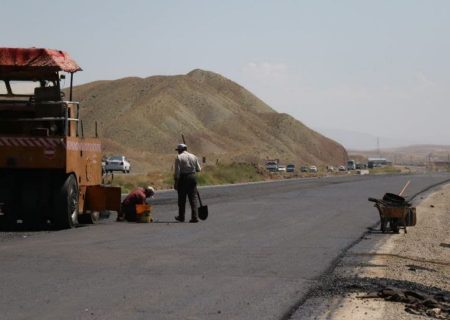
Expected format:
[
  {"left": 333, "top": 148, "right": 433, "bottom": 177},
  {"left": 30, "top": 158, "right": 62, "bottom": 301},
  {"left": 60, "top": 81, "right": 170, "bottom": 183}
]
[
  {"left": 380, "top": 217, "right": 388, "bottom": 233},
  {"left": 390, "top": 219, "right": 400, "bottom": 234}
]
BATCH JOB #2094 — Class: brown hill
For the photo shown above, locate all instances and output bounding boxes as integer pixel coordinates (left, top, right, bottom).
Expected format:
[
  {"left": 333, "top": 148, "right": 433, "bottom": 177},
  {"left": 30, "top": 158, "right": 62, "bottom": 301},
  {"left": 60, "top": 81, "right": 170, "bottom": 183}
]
[{"left": 72, "top": 69, "right": 347, "bottom": 173}]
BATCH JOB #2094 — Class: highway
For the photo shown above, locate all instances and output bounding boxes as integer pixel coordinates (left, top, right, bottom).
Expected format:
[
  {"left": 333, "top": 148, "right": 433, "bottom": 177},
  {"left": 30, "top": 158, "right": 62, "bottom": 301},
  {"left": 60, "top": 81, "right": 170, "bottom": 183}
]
[{"left": 1, "top": 173, "right": 449, "bottom": 320}]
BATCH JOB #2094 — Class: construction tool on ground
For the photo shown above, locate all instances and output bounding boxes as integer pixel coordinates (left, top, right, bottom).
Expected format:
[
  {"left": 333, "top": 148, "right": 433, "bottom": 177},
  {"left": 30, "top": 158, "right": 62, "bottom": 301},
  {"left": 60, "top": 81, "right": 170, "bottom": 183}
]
[
  {"left": 0, "top": 48, "right": 121, "bottom": 230},
  {"left": 135, "top": 204, "right": 152, "bottom": 223},
  {"left": 368, "top": 181, "right": 416, "bottom": 234},
  {"left": 197, "top": 191, "right": 208, "bottom": 220}
]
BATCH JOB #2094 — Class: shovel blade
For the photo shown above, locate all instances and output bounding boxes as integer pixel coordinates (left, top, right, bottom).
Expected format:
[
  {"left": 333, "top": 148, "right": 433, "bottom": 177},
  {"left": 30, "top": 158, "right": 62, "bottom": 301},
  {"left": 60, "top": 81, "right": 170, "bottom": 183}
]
[{"left": 198, "top": 205, "right": 208, "bottom": 220}]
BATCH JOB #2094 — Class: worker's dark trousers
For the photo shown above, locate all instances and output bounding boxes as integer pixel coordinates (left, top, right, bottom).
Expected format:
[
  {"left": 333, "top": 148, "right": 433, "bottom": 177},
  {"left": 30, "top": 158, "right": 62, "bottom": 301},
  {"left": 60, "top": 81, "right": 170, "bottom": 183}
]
[
  {"left": 121, "top": 204, "right": 137, "bottom": 222},
  {"left": 177, "top": 173, "right": 198, "bottom": 220}
]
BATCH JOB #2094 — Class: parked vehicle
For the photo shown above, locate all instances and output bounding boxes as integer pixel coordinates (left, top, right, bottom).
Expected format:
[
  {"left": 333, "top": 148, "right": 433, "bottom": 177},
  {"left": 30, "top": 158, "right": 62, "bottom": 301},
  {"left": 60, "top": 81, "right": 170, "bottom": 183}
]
[
  {"left": 356, "top": 163, "right": 367, "bottom": 169},
  {"left": 300, "top": 166, "right": 309, "bottom": 172},
  {"left": 265, "top": 161, "right": 278, "bottom": 172},
  {"left": 0, "top": 48, "right": 121, "bottom": 230},
  {"left": 338, "top": 165, "right": 346, "bottom": 171},
  {"left": 277, "top": 165, "right": 286, "bottom": 172},
  {"left": 347, "top": 159, "right": 356, "bottom": 170},
  {"left": 286, "top": 164, "right": 295, "bottom": 172},
  {"left": 309, "top": 165, "right": 318, "bottom": 173},
  {"left": 105, "top": 156, "right": 131, "bottom": 173}
]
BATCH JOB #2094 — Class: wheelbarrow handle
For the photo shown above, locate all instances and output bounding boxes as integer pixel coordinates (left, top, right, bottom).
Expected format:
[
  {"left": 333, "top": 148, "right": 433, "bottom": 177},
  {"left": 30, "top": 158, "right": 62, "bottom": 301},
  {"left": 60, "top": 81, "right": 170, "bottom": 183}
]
[{"left": 368, "top": 197, "right": 380, "bottom": 203}]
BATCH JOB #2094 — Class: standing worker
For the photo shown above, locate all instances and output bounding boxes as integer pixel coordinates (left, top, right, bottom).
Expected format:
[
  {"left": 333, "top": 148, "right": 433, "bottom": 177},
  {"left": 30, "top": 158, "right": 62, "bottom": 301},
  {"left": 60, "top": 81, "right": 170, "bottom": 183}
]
[
  {"left": 174, "top": 143, "right": 201, "bottom": 223},
  {"left": 117, "top": 186, "right": 155, "bottom": 222}
]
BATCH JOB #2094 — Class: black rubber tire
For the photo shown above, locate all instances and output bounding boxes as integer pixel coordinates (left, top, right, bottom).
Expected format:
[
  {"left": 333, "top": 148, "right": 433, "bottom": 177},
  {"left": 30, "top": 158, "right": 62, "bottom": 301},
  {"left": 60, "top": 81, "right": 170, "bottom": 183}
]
[
  {"left": 53, "top": 174, "right": 79, "bottom": 229},
  {"left": 0, "top": 211, "right": 17, "bottom": 231},
  {"left": 0, "top": 173, "right": 17, "bottom": 231},
  {"left": 390, "top": 219, "right": 400, "bottom": 234}
]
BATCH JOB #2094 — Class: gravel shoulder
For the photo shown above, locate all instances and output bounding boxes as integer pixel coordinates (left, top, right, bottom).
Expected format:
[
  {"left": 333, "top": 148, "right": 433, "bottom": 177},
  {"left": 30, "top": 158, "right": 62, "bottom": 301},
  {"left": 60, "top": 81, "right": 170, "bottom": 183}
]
[{"left": 291, "top": 183, "right": 450, "bottom": 320}]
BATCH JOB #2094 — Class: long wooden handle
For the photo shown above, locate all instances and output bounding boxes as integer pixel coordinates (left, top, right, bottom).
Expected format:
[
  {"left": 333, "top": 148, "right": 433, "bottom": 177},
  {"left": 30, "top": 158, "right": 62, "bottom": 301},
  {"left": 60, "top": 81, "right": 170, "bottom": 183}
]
[
  {"left": 399, "top": 180, "right": 410, "bottom": 196},
  {"left": 197, "top": 190, "right": 203, "bottom": 207}
]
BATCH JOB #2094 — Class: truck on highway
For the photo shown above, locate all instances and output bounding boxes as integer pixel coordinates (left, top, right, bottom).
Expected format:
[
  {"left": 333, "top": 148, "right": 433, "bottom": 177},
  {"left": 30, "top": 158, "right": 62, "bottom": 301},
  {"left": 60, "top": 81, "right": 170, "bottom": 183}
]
[
  {"left": 0, "top": 48, "right": 121, "bottom": 229},
  {"left": 347, "top": 159, "right": 356, "bottom": 171}
]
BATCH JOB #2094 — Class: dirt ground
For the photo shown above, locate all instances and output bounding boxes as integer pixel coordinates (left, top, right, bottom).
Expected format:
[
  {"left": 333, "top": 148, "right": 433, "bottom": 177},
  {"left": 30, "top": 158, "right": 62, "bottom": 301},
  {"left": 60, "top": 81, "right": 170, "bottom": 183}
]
[{"left": 291, "top": 183, "right": 450, "bottom": 320}]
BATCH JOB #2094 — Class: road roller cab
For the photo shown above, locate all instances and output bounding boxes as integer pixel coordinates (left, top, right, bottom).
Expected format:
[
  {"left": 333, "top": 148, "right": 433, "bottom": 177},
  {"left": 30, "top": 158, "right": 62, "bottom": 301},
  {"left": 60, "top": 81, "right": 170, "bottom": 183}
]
[{"left": 0, "top": 48, "right": 121, "bottom": 229}]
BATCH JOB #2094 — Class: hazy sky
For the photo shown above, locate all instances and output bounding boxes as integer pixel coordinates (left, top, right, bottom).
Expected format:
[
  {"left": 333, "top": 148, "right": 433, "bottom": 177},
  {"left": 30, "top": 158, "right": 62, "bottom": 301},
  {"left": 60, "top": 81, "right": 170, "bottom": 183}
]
[{"left": 3, "top": 1, "right": 449, "bottom": 147}]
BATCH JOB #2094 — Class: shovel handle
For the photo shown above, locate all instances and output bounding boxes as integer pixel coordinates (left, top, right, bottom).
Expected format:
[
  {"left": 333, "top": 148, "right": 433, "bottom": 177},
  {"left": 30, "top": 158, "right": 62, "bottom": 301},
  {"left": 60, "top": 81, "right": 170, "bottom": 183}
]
[
  {"left": 197, "top": 190, "right": 203, "bottom": 207},
  {"left": 181, "top": 134, "right": 204, "bottom": 207}
]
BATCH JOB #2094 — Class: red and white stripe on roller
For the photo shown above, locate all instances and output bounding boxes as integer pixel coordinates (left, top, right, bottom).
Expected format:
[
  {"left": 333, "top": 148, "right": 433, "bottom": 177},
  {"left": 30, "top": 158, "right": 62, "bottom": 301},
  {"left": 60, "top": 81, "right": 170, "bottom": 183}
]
[
  {"left": 0, "top": 137, "right": 62, "bottom": 148},
  {"left": 0, "top": 137, "right": 101, "bottom": 152},
  {"left": 66, "top": 140, "right": 101, "bottom": 152}
]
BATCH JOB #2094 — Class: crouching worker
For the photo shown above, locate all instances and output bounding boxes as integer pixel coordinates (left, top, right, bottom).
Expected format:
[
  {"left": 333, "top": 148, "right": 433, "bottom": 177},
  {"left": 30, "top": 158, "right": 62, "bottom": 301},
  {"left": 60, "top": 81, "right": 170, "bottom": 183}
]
[{"left": 117, "top": 186, "right": 155, "bottom": 222}]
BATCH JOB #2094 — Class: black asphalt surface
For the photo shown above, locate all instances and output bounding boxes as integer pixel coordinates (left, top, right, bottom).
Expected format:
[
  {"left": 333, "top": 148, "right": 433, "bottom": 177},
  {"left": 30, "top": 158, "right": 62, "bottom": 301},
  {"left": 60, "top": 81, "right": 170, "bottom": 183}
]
[{"left": 1, "top": 173, "right": 449, "bottom": 320}]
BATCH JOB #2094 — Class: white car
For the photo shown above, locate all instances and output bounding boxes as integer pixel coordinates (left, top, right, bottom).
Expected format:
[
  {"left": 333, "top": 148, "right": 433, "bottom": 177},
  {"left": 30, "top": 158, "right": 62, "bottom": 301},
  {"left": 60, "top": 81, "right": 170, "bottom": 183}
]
[
  {"left": 265, "top": 161, "right": 278, "bottom": 172},
  {"left": 277, "top": 165, "right": 286, "bottom": 172},
  {"left": 105, "top": 156, "right": 131, "bottom": 173},
  {"left": 309, "top": 165, "right": 318, "bottom": 173}
]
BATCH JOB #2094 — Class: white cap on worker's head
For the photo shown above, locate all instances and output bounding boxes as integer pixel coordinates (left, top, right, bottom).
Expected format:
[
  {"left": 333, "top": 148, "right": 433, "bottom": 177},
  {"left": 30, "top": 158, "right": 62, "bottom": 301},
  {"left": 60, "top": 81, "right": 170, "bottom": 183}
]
[
  {"left": 175, "top": 143, "right": 187, "bottom": 151},
  {"left": 145, "top": 186, "right": 155, "bottom": 196}
]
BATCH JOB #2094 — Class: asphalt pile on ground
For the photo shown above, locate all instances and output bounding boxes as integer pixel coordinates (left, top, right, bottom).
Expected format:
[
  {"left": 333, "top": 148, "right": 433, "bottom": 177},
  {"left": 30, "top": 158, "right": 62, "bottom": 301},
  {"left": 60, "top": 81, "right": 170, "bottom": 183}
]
[{"left": 360, "top": 287, "right": 450, "bottom": 319}]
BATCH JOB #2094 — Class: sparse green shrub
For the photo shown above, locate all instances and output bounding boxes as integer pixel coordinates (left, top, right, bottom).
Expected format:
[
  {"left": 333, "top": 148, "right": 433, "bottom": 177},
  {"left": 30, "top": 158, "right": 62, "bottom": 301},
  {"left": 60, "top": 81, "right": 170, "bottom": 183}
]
[
  {"left": 196, "top": 163, "right": 264, "bottom": 186},
  {"left": 369, "top": 166, "right": 402, "bottom": 174}
]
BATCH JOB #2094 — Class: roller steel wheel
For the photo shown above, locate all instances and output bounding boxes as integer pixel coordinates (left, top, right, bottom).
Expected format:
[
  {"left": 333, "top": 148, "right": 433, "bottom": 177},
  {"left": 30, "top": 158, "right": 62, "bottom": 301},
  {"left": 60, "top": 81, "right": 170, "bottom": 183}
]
[{"left": 53, "top": 174, "right": 79, "bottom": 229}]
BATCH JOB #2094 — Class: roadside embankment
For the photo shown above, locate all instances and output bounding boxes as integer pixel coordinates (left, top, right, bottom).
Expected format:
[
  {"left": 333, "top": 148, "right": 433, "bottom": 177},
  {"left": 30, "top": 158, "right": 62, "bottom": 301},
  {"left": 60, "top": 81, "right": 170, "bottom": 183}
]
[
  {"left": 291, "top": 183, "right": 450, "bottom": 320},
  {"left": 107, "top": 163, "right": 409, "bottom": 193}
]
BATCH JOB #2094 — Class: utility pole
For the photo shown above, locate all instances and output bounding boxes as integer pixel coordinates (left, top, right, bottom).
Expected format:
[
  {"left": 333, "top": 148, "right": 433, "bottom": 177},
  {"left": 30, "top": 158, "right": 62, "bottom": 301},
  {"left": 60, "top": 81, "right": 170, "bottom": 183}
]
[
  {"left": 428, "top": 153, "right": 432, "bottom": 171},
  {"left": 377, "top": 137, "right": 381, "bottom": 158}
]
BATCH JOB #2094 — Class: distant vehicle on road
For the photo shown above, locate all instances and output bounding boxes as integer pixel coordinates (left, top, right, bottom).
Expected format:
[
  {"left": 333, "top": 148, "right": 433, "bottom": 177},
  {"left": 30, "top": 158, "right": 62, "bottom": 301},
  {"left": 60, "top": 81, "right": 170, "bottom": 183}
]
[
  {"left": 347, "top": 160, "right": 356, "bottom": 170},
  {"left": 286, "top": 164, "right": 295, "bottom": 172},
  {"left": 300, "top": 166, "right": 309, "bottom": 172},
  {"left": 356, "top": 163, "right": 367, "bottom": 169},
  {"left": 265, "top": 161, "right": 278, "bottom": 172},
  {"left": 338, "top": 165, "right": 346, "bottom": 172},
  {"left": 277, "top": 165, "right": 287, "bottom": 172},
  {"left": 309, "top": 165, "right": 318, "bottom": 173},
  {"left": 105, "top": 156, "right": 131, "bottom": 173}
]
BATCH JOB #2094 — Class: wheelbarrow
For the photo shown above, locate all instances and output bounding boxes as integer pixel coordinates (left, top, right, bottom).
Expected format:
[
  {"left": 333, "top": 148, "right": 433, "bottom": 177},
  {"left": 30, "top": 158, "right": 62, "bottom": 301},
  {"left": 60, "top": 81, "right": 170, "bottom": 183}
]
[{"left": 368, "top": 193, "right": 416, "bottom": 234}]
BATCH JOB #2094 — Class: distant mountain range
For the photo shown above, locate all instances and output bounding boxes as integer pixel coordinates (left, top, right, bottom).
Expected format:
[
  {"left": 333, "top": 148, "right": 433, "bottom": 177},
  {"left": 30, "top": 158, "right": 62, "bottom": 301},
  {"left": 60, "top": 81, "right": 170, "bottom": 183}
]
[
  {"left": 316, "top": 128, "right": 450, "bottom": 165},
  {"left": 71, "top": 69, "right": 348, "bottom": 173},
  {"left": 315, "top": 128, "right": 417, "bottom": 150}
]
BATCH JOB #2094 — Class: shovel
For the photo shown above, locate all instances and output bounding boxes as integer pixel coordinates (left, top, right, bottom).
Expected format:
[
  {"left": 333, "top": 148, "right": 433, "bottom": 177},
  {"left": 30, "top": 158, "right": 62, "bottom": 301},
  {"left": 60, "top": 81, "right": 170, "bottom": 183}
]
[{"left": 197, "top": 190, "right": 208, "bottom": 221}]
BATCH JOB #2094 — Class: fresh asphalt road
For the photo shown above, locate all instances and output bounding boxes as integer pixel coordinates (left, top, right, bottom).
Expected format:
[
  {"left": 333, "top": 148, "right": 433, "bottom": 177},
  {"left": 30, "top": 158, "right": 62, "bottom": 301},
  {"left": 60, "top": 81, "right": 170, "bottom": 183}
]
[{"left": 1, "top": 173, "right": 449, "bottom": 320}]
